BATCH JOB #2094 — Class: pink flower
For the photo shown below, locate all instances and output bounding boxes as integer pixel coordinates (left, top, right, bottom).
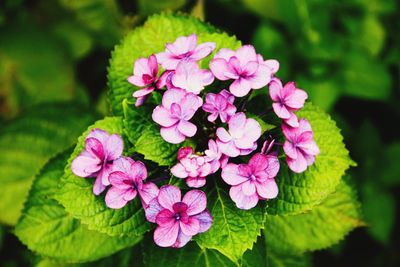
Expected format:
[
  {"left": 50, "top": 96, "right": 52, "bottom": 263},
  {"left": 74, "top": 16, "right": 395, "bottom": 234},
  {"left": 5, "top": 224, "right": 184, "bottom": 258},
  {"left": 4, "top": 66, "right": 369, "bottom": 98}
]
[
  {"left": 257, "top": 54, "right": 280, "bottom": 75},
  {"left": 269, "top": 78, "right": 308, "bottom": 127},
  {"left": 156, "top": 34, "right": 216, "bottom": 70},
  {"left": 145, "top": 185, "right": 213, "bottom": 248},
  {"left": 157, "top": 70, "right": 175, "bottom": 89},
  {"left": 152, "top": 88, "right": 203, "bottom": 144},
  {"left": 171, "top": 147, "right": 212, "bottom": 188},
  {"left": 105, "top": 157, "right": 159, "bottom": 209},
  {"left": 204, "top": 139, "right": 228, "bottom": 173},
  {"left": 128, "top": 54, "right": 160, "bottom": 107},
  {"left": 221, "top": 153, "right": 280, "bottom": 210},
  {"left": 171, "top": 60, "right": 214, "bottom": 94},
  {"left": 282, "top": 119, "right": 320, "bottom": 173},
  {"left": 202, "top": 89, "right": 237, "bottom": 123},
  {"left": 71, "top": 129, "right": 123, "bottom": 195},
  {"left": 209, "top": 45, "right": 275, "bottom": 97},
  {"left": 216, "top": 112, "right": 261, "bottom": 157}
]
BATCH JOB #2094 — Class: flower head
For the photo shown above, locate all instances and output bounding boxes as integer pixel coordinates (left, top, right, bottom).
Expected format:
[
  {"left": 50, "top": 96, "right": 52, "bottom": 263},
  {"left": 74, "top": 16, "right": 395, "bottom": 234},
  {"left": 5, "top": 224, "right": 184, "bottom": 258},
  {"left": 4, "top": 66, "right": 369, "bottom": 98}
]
[
  {"left": 202, "top": 89, "right": 236, "bottom": 123},
  {"left": 152, "top": 88, "right": 203, "bottom": 144},
  {"left": 204, "top": 139, "right": 228, "bottom": 173},
  {"left": 171, "top": 147, "right": 212, "bottom": 188},
  {"left": 156, "top": 34, "right": 216, "bottom": 70},
  {"left": 71, "top": 129, "right": 123, "bottom": 195},
  {"left": 105, "top": 157, "right": 159, "bottom": 209},
  {"left": 282, "top": 119, "right": 320, "bottom": 173},
  {"left": 171, "top": 60, "right": 214, "bottom": 94},
  {"left": 128, "top": 54, "right": 160, "bottom": 106},
  {"left": 209, "top": 45, "right": 275, "bottom": 97},
  {"left": 222, "top": 153, "right": 280, "bottom": 210},
  {"left": 216, "top": 112, "right": 261, "bottom": 157},
  {"left": 269, "top": 78, "right": 308, "bottom": 127},
  {"left": 145, "top": 185, "right": 213, "bottom": 248}
]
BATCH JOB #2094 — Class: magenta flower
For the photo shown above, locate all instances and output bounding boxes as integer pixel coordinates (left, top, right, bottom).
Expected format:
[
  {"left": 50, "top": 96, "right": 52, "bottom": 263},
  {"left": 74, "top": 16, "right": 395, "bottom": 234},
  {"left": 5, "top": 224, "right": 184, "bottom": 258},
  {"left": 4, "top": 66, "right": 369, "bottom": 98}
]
[
  {"left": 269, "top": 78, "right": 308, "bottom": 127},
  {"left": 145, "top": 185, "right": 213, "bottom": 248},
  {"left": 105, "top": 157, "right": 159, "bottom": 209},
  {"left": 216, "top": 112, "right": 261, "bottom": 157},
  {"left": 209, "top": 45, "right": 275, "bottom": 97},
  {"left": 157, "top": 70, "right": 175, "bottom": 89},
  {"left": 204, "top": 139, "right": 228, "bottom": 173},
  {"left": 156, "top": 34, "right": 216, "bottom": 70},
  {"left": 128, "top": 54, "right": 160, "bottom": 107},
  {"left": 171, "top": 60, "right": 214, "bottom": 94},
  {"left": 171, "top": 147, "right": 212, "bottom": 188},
  {"left": 71, "top": 129, "right": 123, "bottom": 195},
  {"left": 222, "top": 153, "right": 280, "bottom": 210},
  {"left": 152, "top": 88, "right": 203, "bottom": 144},
  {"left": 282, "top": 119, "right": 320, "bottom": 173},
  {"left": 202, "top": 89, "right": 237, "bottom": 123}
]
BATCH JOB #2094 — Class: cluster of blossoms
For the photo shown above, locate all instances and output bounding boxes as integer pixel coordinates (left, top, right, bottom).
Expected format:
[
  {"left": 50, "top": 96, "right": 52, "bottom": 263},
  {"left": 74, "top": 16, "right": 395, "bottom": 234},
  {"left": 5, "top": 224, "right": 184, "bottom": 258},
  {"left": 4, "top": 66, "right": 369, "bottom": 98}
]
[{"left": 72, "top": 34, "right": 320, "bottom": 248}]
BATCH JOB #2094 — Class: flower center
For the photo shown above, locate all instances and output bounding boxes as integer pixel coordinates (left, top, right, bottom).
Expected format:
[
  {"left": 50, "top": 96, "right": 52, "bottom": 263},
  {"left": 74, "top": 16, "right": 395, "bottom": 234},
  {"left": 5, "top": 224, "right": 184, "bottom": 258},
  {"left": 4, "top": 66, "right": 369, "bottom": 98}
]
[{"left": 250, "top": 174, "right": 257, "bottom": 181}]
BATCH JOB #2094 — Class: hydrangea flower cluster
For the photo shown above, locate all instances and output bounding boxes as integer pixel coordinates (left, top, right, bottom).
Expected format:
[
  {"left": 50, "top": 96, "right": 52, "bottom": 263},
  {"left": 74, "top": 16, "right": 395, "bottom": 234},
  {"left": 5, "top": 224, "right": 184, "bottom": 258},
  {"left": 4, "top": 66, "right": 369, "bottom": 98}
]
[{"left": 72, "top": 34, "right": 319, "bottom": 248}]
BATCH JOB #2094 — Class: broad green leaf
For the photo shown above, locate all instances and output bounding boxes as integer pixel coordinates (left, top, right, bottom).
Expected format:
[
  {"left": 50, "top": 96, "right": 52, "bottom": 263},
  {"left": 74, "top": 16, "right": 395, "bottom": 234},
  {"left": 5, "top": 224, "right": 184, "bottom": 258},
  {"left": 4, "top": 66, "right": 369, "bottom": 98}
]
[
  {"left": 107, "top": 13, "right": 240, "bottom": 115},
  {"left": 0, "top": 102, "right": 96, "bottom": 225},
  {"left": 265, "top": 178, "right": 363, "bottom": 254},
  {"left": 122, "top": 99, "right": 181, "bottom": 166},
  {"left": 267, "top": 102, "right": 354, "bottom": 215},
  {"left": 381, "top": 143, "right": 400, "bottom": 187},
  {"left": 242, "top": 237, "right": 311, "bottom": 267},
  {"left": 362, "top": 182, "right": 395, "bottom": 245},
  {"left": 142, "top": 237, "right": 235, "bottom": 267},
  {"left": 0, "top": 26, "right": 83, "bottom": 118},
  {"left": 134, "top": 124, "right": 181, "bottom": 166},
  {"left": 195, "top": 180, "right": 265, "bottom": 263},
  {"left": 15, "top": 151, "right": 141, "bottom": 263},
  {"left": 56, "top": 117, "right": 151, "bottom": 237},
  {"left": 58, "top": 0, "right": 123, "bottom": 47},
  {"left": 341, "top": 50, "right": 391, "bottom": 100}
]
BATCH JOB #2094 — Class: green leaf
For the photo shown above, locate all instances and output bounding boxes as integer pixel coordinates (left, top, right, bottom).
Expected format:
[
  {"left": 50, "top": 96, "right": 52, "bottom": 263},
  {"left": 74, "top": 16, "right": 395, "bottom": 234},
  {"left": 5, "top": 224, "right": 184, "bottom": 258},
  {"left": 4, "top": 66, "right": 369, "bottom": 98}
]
[
  {"left": 56, "top": 117, "right": 151, "bottom": 237},
  {"left": 362, "top": 182, "right": 395, "bottom": 245},
  {"left": 341, "top": 50, "right": 391, "bottom": 100},
  {"left": 143, "top": 237, "right": 236, "bottom": 267},
  {"left": 267, "top": 102, "right": 354, "bottom": 215},
  {"left": 107, "top": 13, "right": 240, "bottom": 115},
  {"left": 242, "top": 237, "right": 311, "bottom": 267},
  {"left": 195, "top": 180, "right": 265, "bottom": 263},
  {"left": 265, "top": 178, "right": 363, "bottom": 254},
  {"left": 15, "top": 151, "right": 141, "bottom": 263},
  {"left": 381, "top": 143, "right": 400, "bottom": 187},
  {"left": 122, "top": 99, "right": 154, "bottom": 145},
  {"left": 0, "top": 26, "right": 84, "bottom": 118},
  {"left": 0, "top": 102, "right": 96, "bottom": 225}
]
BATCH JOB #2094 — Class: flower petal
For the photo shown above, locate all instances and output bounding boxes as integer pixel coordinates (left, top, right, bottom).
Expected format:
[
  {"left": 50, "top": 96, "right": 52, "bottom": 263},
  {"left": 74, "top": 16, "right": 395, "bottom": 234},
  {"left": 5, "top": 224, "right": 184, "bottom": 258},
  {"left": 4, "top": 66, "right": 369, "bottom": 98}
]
[
  {"left": 160, "top": 125, "right": 186, "bottom": 144},
  {"left": 71, "top": 154, "right": 101, "bottom": 177},
  {"left": 131, "top": 161, "right": 148, "bottom": 181},
  {"left": 191, "top": 42, "right": 216, "bottom": 60},
  {"left": 153, "top": 222, "right": 180, "bottom": 247},
  {"left": 85, "top": 137, "right": 104, "bottom": 159},
  {"left": 229, "top": 78, "right": 252, "bottom": 97},
  {"left": 152, "top": 106, "right": 179, "bottom": 127},
  {"left": 192, "top": 210, "right": 213, "bottom": 233},
  {"left": 182, "top": 190, "right": 207, "bottom": 216},
  {"left": 158, "top": 185, "right": 182, "bottom": 211},
  {"left": 108, "top": 171, "right": 132, "bottom": 189},
  {"left": 93, "top": 175, "right": 107, "bottom": 195},
  {"left": 155, "top": 209, "right": 175, "bottom": 227},
  {"left": 256, "top": 179, "right": 278, "bottom": 199},
  {"left": 139, "top": 182, "right": 159, "bottom": 207},
  {"left": 186, "top": 177, "right": 207, "bottom": 188},
  {"left": 287, "top": 153, "right": 308, "bottom": 173},
  {"left": 177, "top": 120, "right": 197, "bottom": 138},
  {"left": 221, "top": 163, "right": 248, "bottom": 185},
  {"left": 105, "top": 187, "right": 132, "bottom": 209},
  {"left": 172, "top": 230, "right": 192, "bottom": 248},
  {"left": 104, "top": 134, "right": 124, "bottom": 160},
  {"left": 180, "top": 217, "right": 200, "bottom": 236},
  {"left": 145, "top": 198, "right": 163, "bottom": 223},
  {"left": 229, "top": 185, "right": 259, "bottom": 210},
  {"left": 162, "top": 88, "right": 187, "bottom": 109},
  {"left": 209, "top": 58, "right": 231, "bottom": 80},
  {"left": 242, "top": 181, "right": 256, "bottom": 196}
]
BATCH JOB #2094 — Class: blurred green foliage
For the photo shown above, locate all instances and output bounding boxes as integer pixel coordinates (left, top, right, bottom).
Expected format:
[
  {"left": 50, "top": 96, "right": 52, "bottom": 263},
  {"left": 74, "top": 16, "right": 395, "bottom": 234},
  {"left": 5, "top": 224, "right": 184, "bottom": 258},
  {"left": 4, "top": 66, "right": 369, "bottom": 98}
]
[{"left": 0, "top": 0, "right": 399, "bottom": 266}]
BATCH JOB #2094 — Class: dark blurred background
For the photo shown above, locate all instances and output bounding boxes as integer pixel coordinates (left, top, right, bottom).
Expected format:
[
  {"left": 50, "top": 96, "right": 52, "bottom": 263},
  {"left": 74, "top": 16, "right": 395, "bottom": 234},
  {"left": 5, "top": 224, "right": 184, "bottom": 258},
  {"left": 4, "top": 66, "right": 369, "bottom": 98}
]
[{"left": 0, "top": 0, "right": 399, "bottom": 266}]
